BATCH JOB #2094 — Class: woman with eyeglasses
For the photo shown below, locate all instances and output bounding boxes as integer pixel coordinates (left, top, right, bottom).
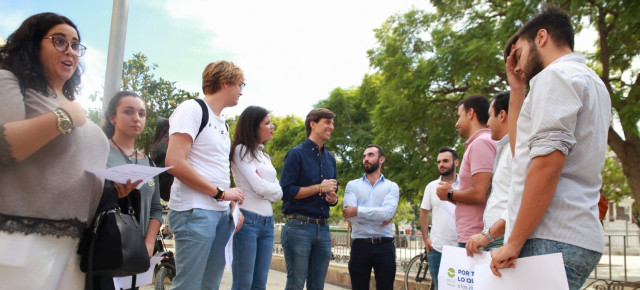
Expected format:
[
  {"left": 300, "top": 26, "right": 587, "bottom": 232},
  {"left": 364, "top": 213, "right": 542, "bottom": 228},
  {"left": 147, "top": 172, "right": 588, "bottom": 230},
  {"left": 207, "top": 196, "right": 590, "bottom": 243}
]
[
  {"left": 0, "top": 13, "right": 108, "bottom": 289},
  {"left": 230, "top": 106, "right": 282, "bottom": 290},
  {"left": 91, "top": 91, "right": 163, "bottom": 289}
]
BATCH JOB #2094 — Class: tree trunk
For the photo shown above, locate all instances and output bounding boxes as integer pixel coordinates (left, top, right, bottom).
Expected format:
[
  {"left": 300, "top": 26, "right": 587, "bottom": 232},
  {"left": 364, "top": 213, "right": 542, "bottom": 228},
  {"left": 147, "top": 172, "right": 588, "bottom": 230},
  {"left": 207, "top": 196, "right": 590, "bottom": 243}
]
[{"left": 608, "top": 127, "right": 640, "bottom": 227}]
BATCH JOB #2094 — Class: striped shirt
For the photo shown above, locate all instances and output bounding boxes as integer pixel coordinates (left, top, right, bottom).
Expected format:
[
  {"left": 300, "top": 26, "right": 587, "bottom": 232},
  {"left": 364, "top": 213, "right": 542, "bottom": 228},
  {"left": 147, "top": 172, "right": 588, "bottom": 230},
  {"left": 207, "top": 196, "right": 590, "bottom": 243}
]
[{"left": 504, "top": 53, "right": 610, "bottom": 253}]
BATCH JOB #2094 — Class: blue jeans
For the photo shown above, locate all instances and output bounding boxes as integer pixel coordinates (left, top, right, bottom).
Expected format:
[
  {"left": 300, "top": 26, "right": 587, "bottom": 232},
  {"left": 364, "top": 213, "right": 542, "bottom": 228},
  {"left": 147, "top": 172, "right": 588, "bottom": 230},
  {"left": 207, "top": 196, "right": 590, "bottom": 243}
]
[
  {"left": 168, "top": 208, "right": 233, "bottom": 290},
  {"left": 231, "top": 209, "right": 274, "bottom": 290},
  {"left": 520, "top": 238, "right": 602, "bottom": 290},
  {"left": 427, "top": 250, "right": 442, "bottom": 290},
  {"left": 281, "top": 218, "right": 331, "bottom": 290},
  {"left": 348, "top": 239, "right": 396, "bottom": 290}
]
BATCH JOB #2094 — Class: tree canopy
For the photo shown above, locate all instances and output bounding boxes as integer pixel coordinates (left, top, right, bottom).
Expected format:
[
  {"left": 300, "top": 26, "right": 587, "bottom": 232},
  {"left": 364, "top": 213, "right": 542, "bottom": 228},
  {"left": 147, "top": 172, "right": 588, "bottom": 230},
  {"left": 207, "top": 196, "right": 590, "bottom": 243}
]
[
  {"left": 121, "top": 53, "right": 199, "bottom": 154},
  {"left": 349, "top": 0, "right": 640, "bottom": 217}
]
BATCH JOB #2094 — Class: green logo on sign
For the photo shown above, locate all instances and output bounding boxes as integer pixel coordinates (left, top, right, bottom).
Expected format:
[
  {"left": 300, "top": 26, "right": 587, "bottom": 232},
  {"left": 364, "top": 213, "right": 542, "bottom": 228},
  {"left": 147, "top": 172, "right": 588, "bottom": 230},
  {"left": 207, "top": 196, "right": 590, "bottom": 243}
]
[{"left": 448, "top": 268, "right": 455, "bottom": 278}]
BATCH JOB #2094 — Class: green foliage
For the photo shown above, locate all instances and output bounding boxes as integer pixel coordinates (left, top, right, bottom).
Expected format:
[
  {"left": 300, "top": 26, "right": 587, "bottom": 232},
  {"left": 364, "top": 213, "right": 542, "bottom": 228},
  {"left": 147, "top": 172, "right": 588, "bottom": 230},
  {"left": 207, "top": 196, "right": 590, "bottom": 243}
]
[
  {"left": 266, "top": 115, "right": 307, "bottom": 174},
  {"left": 601, "top": 148, "right": 631, "bottom": 202},
  {"left": 392, "top": 201, "right": 417, "bottom": 235},
  {"left": 317, "top": 88, "right": 375, "bottom": 185},
  {"left": 305, "top": 0, "right": 639, "bottom": 225},
  {"left": 121, "top": 53, "right": 198, "bottom": 154},
  {"left": 353, "top": 0, "right": 640, "bottom": 224},
  {"left": 87, "top": 108, "right": 102, "bottom": 125}
]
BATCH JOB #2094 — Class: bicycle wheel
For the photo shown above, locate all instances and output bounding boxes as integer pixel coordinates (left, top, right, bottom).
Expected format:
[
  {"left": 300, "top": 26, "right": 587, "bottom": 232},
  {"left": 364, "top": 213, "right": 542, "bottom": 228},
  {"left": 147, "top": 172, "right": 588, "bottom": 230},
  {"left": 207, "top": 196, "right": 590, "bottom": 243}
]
[
  {"left": 404, "top": 255, "right": 432, "bottom": 290},
  {"left": 154, "top": 265, "right": 174, "bottom": 290}
]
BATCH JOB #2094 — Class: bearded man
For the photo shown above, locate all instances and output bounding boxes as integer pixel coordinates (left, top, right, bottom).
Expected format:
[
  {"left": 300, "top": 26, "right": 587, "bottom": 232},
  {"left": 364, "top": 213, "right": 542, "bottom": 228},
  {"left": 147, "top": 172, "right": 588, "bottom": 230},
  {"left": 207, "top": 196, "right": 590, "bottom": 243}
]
[
  {"left": 419, "top": 147, "right": 460, "bottom": 290},
  {"left": 343, "top": 144, "right": 400, "bottom": 290},
  {"left": 490, "top": 6, "right": 611, "bottom": 290}
]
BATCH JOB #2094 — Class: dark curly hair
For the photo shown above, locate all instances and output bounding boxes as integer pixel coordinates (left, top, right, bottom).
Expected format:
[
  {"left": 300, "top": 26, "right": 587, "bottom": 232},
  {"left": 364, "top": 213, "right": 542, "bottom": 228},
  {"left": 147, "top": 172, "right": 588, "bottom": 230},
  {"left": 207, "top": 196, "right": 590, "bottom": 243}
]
[{"left": 0, "top": 12, "right": 83, "bottom": 100}]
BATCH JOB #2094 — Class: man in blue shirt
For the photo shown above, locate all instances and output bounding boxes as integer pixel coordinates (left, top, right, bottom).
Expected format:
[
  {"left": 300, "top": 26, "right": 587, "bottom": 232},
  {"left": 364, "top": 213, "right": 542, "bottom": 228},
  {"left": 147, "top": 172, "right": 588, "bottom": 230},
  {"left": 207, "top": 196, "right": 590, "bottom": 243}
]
[
  {"left": 280, "top": 108, "right": 339, "bottom": 290},
  {"left": 343, "top": 144, "right": 400, "bottom": 290}
]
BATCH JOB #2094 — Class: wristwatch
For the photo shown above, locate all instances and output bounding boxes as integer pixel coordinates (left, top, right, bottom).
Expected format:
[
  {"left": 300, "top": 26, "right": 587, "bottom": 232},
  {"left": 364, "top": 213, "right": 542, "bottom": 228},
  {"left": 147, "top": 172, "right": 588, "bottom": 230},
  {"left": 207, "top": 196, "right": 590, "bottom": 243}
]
[
  {"left": 447, "top": 189, "right": 454, "bottom": 202},
  {"left": 214, "top": 186, "right": 225, "bottom": 200},
  {"left": 482, "top": 227, "right": 496, "bottom": 242},
  {"left": 53, "top": 108, "right": 73, "bottom": 134}
]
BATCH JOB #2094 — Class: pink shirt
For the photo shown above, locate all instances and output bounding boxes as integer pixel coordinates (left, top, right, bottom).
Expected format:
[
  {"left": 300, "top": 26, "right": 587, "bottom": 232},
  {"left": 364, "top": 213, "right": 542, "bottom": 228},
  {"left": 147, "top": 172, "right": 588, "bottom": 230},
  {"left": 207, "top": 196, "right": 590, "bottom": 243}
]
[{"left": 456, "top": 128, "right": 496, "bottom": 243}]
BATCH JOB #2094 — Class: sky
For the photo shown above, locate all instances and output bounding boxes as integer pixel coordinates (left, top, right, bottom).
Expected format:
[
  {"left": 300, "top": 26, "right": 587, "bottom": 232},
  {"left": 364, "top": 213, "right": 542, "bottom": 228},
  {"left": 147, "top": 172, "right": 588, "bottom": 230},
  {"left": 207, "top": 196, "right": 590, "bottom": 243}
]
[{"left": 0, "top": 0, "right": 430, "bottom": 119}]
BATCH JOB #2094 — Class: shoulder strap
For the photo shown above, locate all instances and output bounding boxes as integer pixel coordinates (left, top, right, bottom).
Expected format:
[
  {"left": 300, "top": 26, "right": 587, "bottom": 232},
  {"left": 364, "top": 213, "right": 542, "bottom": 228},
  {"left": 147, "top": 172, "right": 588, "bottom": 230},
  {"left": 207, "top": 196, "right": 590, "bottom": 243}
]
[
  {"left": 19, "top": 81, "right": 26, "bottom": 97},
  {"left": 194, "top": 99, "right": 209, "bottom": 139}
]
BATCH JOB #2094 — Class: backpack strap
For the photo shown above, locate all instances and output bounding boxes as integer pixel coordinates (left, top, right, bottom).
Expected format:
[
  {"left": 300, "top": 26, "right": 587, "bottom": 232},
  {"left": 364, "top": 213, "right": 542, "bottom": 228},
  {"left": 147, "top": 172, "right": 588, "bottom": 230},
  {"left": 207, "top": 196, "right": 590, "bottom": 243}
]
[{"left": 194, "top": 99, "right": 209, "bottom": 139}]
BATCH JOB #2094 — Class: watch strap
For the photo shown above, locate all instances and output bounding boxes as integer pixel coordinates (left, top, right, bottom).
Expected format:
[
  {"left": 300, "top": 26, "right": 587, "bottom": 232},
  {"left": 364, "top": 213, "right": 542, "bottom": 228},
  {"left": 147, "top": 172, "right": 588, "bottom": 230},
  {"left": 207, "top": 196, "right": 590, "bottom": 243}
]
[
  {"left": 53, "top": 108, "right": 72, "bottom": 134},
  {"left": 482, "top": 228, "right": 495, "bottom": 242},
  {"left": 213, "top": 186, "right": 224, "bottom": 200},
  {"left": 57, "top": 107, "right": 73, "bottom": 125}
]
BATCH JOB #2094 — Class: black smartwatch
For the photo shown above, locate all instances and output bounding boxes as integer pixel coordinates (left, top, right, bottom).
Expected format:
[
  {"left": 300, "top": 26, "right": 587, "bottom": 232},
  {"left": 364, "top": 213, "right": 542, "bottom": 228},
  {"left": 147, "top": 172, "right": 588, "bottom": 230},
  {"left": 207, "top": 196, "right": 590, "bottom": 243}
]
[
  {"left": 447, "top": 189, "right": 454, "bottom": 202},
  {"left": 213, "top": 186, "right": 225, "bottom": 200}
]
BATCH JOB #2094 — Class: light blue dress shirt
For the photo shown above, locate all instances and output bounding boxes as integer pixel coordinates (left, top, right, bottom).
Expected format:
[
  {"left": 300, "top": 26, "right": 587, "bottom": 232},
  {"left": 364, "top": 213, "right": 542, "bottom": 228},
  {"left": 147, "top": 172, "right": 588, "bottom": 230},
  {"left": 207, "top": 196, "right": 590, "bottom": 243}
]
[{"left": 343, "top": 174, "right": 399, "bottom": 239}]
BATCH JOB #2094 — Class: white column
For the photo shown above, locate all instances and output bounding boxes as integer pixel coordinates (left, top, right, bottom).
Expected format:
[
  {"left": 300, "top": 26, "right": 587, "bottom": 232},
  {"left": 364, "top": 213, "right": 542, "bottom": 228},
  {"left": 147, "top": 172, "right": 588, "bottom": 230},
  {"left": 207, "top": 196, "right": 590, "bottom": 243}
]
[{"left": 102, "top": 0, "right": 130, "bottom": 115}]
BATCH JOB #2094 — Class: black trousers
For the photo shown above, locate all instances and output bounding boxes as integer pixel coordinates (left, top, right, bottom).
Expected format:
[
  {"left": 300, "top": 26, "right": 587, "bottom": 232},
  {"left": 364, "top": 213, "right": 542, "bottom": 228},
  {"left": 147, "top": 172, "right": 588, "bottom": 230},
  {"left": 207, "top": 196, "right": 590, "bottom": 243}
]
[{"left": 348, "top": 239, "right": 396, "bottom": 290}]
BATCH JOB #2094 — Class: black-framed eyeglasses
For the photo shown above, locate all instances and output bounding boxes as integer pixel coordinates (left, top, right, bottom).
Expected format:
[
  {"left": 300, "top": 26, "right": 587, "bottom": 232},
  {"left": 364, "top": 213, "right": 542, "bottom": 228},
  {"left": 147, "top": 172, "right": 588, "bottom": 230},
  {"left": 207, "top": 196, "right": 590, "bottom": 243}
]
[
  {"left": 240, "top": 82, "right": 246, "bottom": 90},
  {"left": 43, "top": 35, "right": 86, "bottom": 57}
]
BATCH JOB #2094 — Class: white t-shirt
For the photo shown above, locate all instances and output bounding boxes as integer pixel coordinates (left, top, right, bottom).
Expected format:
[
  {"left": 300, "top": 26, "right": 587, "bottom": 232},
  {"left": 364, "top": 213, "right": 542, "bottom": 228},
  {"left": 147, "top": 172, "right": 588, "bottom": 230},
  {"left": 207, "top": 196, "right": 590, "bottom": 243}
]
[
  {"left": 168, "top": 99, "right": 231, "bottom": 211},
  {"left": 420, "top": 176, "right": 459, "bottom": 252}
]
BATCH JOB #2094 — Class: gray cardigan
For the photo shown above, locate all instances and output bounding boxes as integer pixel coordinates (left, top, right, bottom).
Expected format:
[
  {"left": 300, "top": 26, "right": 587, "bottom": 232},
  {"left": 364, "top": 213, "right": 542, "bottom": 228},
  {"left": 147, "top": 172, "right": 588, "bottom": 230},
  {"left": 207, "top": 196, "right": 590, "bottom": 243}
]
[{"left": 106, "top": 147, "right": 163, "bottom": 235}]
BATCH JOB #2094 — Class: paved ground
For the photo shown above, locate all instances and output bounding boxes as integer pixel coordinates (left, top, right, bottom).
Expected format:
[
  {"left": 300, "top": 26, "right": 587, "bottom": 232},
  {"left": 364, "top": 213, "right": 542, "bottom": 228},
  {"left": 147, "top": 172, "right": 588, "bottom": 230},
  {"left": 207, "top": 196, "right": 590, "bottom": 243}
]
[{"left": 140, "top": 267, "right": 349, "bottom": 289}]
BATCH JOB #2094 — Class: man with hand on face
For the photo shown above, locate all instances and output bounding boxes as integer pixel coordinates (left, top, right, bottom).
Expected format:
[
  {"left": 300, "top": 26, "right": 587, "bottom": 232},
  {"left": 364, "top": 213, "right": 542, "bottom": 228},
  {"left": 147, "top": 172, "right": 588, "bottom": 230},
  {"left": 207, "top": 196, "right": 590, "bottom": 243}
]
[
  {"left": 490, "top": 6, "right": 610, "bottom": 290},
  {"left": 280, "top": 108, "right": 339, "bottom": 290},
  {"left": 419, "top": 147, "right": 460, "bottom": 290},
  {"left": 343, "top": 145, "right": 399, "bottom": 290}
]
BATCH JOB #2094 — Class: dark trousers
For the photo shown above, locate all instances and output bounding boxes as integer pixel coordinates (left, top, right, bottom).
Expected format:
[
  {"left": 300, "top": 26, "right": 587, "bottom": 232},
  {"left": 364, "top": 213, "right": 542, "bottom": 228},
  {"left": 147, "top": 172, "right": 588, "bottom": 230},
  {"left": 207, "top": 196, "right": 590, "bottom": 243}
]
[{"left": 348, "top": 239, "right": 396, "bottom": 290}]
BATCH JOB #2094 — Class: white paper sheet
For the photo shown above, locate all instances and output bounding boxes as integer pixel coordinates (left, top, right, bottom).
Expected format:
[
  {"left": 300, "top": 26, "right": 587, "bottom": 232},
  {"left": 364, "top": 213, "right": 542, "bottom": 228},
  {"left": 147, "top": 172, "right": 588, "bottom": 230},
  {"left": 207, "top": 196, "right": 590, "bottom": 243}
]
[
  {"left": 224, "top": 205, "right": 241, "bottom": 271},
  {"left": 113, "top": 254, "right": 164, "bottom": 289},
  {"left": 474, "top": 252, "right": 569, "bottom": 290},
  {"left": 438, "top": 245, "right": 492, "bottom": 290},
  {"left": 87, "top": 164, "right": 172, "bottom": 189}
]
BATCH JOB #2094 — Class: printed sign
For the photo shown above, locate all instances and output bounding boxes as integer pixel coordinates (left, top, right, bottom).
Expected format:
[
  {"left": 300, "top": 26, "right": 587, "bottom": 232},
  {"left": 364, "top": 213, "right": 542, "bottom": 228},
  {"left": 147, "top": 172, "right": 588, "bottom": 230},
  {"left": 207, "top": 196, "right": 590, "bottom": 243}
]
[{"left": 437, "top": 245, "right": 491, "bottom": 290}]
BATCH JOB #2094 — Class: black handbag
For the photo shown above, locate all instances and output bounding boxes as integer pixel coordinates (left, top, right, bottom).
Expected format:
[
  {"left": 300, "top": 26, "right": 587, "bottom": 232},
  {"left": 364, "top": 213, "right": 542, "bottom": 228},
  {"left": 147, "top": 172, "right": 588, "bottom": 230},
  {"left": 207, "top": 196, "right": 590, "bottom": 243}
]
[{"left": 78, "top": 194, "right": 150, "bottom": 288}]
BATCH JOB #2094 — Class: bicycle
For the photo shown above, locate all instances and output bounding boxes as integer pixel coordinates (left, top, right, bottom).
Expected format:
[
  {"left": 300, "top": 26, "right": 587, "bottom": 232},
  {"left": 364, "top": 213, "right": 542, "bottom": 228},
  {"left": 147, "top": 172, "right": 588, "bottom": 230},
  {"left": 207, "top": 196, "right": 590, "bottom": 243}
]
[
  {"left": 404, "top": 250, "right": 434, "bottom": 290},
  {"left": 154, "top": 224, "right": 176, "bottom": 289}
]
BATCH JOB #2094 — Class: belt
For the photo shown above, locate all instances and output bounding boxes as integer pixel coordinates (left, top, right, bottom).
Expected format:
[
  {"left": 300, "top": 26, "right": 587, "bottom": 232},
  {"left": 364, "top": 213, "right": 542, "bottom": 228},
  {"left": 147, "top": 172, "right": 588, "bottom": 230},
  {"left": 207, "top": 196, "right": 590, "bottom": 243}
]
[
  {"left": 354, "top": 237, "right": 394, "bottom": 245},
  {"left": 286, "top": 214, "right": 327, "bottom": 225}
]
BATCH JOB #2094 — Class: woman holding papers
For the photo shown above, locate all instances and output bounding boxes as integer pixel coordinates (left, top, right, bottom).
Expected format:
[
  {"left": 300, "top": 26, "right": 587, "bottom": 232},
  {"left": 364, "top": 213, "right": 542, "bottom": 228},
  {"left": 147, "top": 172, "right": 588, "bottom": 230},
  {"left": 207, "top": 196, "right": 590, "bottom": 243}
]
[
  {"left": 230, "top": 106, "right": 283, "bottom": 290},
  {"left": 0, "top": 13, "right": 109, "bottom": 288},
  {"left": 94, "top": 91, "right": 162, "bottom": 289}
]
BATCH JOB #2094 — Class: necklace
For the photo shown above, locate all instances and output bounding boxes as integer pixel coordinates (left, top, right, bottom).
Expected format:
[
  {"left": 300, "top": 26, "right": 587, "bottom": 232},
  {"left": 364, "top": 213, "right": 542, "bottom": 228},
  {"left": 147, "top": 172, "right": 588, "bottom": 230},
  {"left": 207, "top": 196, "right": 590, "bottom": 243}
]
[{"left": 110, "top": 138, "right": 138, "bottom": 164}]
